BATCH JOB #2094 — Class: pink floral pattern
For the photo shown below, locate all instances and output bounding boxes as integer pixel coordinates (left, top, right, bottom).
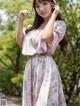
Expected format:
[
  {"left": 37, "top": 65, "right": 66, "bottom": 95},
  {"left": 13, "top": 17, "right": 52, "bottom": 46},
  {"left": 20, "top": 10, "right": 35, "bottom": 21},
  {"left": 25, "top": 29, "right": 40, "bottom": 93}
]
[{"left": 22, "top": 20, "right": 67, "bottom": 106}]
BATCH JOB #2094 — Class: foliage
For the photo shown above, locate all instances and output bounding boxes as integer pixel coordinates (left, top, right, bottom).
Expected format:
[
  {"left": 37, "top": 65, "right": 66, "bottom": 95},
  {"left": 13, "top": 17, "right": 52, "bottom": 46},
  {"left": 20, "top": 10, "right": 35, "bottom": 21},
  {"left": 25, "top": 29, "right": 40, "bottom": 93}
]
[
  {"left": 54, "top": 1, "right": 80, "bottom": 105},
  {"left": 0, "top": 0, "right": 33, "bottom": 96}
]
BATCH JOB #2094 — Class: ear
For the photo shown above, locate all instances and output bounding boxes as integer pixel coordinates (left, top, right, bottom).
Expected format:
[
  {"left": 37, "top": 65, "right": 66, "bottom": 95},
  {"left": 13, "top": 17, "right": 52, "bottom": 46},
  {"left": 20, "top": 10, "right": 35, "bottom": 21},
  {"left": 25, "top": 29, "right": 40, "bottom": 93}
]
[{"left": 51, "top": 5, "right": 55, "bottom": 11}]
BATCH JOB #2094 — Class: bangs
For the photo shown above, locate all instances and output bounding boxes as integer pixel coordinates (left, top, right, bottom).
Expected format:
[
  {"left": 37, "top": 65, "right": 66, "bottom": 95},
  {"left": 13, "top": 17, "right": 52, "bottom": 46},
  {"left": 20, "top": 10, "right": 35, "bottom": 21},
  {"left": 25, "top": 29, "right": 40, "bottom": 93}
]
[
  {"left": 35, "top": 0, "right": 50, "bottom": 3},
  {"left": 33, "top": 0, "right": 55, "bottom": 7}
]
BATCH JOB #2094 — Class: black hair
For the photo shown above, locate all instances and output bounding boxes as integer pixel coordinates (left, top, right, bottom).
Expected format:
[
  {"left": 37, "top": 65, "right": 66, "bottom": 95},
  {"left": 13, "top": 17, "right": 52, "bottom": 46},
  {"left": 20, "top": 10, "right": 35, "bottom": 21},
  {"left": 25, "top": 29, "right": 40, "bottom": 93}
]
[{"left": 25, "top": 0, "right": 68, "bottom": 56}]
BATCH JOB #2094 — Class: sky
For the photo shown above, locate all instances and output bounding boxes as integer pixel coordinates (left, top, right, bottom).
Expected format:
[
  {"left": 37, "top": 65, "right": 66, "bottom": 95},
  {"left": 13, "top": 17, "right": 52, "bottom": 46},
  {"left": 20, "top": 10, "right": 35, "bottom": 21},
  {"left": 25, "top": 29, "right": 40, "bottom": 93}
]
[
  {"left": 69, "top": 0, "right": 77, "bottom": 4},
  {"left": 0, "top": 9, "right": 7, "bottom": 21}
]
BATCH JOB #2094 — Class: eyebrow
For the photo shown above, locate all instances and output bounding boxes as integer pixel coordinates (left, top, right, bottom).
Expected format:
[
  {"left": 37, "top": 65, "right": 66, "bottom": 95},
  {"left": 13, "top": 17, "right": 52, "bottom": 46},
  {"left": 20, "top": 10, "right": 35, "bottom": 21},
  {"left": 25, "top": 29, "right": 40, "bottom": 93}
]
[
  {"left": 35, "top": 3, "right": 39, "bottom": 5},
  {"left": 35, "top": 1, "right": 47, "bottom": 5}
]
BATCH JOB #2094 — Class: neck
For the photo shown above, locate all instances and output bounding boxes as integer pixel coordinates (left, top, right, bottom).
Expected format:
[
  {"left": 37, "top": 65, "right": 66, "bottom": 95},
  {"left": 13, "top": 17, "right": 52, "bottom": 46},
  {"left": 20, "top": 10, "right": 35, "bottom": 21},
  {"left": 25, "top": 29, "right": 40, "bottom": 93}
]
[
  {"left": 40, "top": 14, "right": 52, "bottom": 28},
  {"left": 43, "top": 14, "right": 52, "bottom": 24}
]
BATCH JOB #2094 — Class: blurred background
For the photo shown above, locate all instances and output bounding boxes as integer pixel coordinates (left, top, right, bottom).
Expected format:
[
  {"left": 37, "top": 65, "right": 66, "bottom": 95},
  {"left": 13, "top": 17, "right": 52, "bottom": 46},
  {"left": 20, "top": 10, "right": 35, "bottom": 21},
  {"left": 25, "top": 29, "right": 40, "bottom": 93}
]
[{"left": 0, "top": 0, "right": 80, "bottom": 106}]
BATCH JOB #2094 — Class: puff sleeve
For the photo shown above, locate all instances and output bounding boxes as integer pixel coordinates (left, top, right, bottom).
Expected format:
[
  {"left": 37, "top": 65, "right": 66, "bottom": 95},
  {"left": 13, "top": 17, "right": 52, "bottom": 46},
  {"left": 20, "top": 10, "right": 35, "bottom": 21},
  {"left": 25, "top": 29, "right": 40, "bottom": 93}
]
[
  {"left": 53, "top": 20, "right": 66, "bottom": 41},
  {"left": 46, "top": 20, "right": 66, "bottom": 54}
]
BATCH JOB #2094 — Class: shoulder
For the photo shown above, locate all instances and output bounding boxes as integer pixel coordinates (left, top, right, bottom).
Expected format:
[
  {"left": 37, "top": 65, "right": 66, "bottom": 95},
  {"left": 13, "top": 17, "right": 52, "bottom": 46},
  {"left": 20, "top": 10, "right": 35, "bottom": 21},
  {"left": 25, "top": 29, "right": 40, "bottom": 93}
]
[{"left": 55, "top": 20, "right": 66, "bottom": 28}]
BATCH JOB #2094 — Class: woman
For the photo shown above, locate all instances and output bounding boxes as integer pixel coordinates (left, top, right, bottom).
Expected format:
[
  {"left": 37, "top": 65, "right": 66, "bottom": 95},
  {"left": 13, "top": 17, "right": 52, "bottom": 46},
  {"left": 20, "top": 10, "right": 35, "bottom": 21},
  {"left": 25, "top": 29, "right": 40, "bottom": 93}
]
[{"left": 16, "top": 0, "right": 67, "bottom": 106}]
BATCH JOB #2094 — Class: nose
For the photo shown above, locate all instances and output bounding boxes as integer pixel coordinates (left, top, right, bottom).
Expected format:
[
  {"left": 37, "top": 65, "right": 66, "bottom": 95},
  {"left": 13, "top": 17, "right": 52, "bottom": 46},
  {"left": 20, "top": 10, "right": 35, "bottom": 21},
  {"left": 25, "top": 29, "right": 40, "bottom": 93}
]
[{"left": 39, "top": 6, "right": 44, "bottom": 11}]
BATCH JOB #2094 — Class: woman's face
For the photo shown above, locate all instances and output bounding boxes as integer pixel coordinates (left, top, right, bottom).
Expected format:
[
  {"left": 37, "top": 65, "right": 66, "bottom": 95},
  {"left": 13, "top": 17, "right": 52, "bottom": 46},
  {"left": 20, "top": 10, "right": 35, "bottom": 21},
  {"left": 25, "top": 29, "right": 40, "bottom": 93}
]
[{"left": 35, "top": 0, "right": 53, "bottom": 19}]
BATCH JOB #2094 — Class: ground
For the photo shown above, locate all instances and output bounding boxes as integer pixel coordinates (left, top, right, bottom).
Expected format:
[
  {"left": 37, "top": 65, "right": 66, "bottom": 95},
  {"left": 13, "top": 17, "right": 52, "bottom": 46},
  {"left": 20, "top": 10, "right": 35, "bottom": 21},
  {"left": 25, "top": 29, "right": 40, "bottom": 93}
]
[
  {"left": 6, "top": 96, "right": 22, "bottom": 106},
  {"left": 0, "top": 93, "right": 22, "bottom": 106}
]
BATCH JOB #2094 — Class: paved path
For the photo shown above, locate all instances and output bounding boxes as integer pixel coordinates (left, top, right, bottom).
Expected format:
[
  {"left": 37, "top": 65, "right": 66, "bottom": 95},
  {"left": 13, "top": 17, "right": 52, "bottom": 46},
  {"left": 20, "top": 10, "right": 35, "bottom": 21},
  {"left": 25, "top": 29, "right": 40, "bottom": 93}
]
[
  {"left": 6, "top": 96, "right": 22, "bottom": 106},
  {"left": 0, "top": 93, "right": 22, "bottom": 106}
]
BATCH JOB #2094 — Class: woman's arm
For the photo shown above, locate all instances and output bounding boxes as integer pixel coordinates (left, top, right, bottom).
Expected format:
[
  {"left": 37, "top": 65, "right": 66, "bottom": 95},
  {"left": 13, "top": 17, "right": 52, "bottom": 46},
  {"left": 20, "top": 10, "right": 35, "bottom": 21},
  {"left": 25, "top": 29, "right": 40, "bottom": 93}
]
[
  {"left": 16, "top": 10, "right": 29, "bottom": 46},
  {"left": 41, "top": 5, "right": 60, "bottom": 42},
  {"left": 16, "top": 19, "right": 24, "bottom": 46}
]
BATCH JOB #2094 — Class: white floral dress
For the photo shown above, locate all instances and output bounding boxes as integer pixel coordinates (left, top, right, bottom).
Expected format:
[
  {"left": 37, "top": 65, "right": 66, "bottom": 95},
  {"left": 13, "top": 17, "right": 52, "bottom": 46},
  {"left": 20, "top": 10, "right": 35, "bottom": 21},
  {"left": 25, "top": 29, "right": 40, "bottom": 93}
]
[{"left": 22, "top": 20, "right": 67, "bottom": 106}]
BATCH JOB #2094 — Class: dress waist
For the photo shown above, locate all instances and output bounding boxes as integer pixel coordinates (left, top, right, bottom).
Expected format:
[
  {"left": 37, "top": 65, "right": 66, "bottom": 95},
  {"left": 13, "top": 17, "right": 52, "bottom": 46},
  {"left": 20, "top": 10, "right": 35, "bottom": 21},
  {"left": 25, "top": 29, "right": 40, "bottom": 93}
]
[{"left": 27, "top": 53, "right": 52, "bottom": 59}]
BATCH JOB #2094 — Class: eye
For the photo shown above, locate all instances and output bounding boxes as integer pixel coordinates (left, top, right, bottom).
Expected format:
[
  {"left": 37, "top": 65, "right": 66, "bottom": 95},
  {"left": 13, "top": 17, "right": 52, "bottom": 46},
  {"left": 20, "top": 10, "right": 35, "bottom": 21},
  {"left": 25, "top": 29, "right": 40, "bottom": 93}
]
[
  {"left": 43, "top": 2, "right": 48, "bottom": 5},
  {"left": 35, "top": 5, "right": 39, "bottom": 8}
]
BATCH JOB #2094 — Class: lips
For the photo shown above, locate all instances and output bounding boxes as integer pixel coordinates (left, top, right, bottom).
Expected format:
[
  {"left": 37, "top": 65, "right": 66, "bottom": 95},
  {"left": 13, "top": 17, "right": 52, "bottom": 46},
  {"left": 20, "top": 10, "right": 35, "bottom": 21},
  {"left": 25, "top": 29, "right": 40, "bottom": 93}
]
[{"left": 40, "top": 12, "right": 46, "bottom": 15}]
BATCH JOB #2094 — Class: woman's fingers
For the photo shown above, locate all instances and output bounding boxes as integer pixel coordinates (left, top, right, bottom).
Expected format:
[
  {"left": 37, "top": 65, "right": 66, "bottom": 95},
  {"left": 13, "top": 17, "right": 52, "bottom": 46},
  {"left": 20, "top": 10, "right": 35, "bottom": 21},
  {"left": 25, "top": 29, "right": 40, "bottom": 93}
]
[
  {"left": 19, "top": 10, "right": 29, "bottom": 16},
  {"left": 18, "top": 10, "right": 30, "bottom": 21},
  {"left": 49, "top": 2, "right": 55, "bottom": 9},
  {"left": 54, "top": 5, "right": 60, "bottom": 12},
  {"left": 50, "top": 2, "right": 60, "bottom": 12}
]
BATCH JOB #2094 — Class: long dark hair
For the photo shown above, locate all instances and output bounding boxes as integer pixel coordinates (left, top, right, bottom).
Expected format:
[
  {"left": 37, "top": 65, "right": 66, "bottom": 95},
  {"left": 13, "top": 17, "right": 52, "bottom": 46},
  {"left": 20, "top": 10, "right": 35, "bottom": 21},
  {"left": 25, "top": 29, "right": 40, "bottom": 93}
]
[{"left": 25, "top": 0, "right": 68, "bottom": 56}]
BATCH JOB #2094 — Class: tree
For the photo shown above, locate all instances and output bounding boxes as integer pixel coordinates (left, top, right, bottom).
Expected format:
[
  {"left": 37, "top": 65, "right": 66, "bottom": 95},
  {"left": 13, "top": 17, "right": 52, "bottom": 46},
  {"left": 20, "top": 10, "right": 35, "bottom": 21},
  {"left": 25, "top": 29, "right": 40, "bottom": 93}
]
[
  {"left": 55, "top": 0, "right": 80, "bottom": 105},
  {"left": 0, "top": 0, "right": 33, "bottom": 96}
]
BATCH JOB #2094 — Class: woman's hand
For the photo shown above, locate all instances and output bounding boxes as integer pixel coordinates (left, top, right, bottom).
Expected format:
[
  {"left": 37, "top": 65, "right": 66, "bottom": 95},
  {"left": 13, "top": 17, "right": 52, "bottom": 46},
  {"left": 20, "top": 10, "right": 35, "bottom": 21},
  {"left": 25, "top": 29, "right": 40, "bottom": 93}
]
[
  {"left": 53, "top": 5, "right": 60, "bottom": 15},
  {"left": 18, "top": 10, "right": 29, "bottom": 22},
  {"left": 51, "top": 4, "right": 60, "bottom": 16}
]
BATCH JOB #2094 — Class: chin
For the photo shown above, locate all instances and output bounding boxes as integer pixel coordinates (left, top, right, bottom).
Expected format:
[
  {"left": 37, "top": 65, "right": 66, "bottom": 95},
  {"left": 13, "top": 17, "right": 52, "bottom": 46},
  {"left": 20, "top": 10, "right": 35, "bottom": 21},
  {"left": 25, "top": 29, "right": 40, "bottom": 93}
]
[{"left": 41, "top": 14, "right": 50, "bottom": 18}]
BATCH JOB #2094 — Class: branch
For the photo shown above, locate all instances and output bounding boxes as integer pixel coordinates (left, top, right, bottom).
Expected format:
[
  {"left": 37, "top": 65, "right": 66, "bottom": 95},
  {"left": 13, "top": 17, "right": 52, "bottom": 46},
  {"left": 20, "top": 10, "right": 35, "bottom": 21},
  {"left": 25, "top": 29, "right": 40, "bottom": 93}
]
[
  {"left": 5, "top": 53, "right": 16, "bottom": 67},
  {"left": 0, "top": 58, "right": 9, "bottom": 68}
]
